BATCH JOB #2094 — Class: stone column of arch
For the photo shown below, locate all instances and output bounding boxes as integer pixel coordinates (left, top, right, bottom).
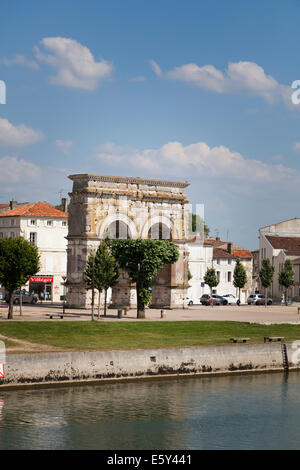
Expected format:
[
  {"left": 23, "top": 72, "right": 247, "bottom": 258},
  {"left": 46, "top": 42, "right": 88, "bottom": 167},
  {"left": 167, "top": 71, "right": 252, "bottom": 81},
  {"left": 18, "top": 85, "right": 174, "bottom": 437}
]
[{"left": 66, "top": 174, "right": 190, "bottom": 309}]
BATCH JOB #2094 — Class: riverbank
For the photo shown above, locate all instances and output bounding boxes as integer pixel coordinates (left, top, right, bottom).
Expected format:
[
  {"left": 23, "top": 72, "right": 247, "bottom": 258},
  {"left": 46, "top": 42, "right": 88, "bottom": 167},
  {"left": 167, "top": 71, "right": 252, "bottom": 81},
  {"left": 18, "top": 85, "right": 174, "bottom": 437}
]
[
  {"left": 1, "top": 321, "right": 300, "bottom": 353},
  {"left": 1, "top": 342, "right": 299, "bottom": 390}
]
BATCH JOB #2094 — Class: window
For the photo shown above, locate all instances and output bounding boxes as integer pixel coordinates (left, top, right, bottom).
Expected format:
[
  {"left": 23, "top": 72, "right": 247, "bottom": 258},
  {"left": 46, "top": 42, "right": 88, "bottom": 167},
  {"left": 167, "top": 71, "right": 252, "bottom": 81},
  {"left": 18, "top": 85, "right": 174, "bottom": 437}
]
[
  {"left": 30, "top": 220, "right": 36, "bottom": 226},
  {"left": 47, "top": 220, "right": 52, "bottom": 226},
  {"left": 29, "top": 232, "right": 37, "bottom": 245},
  {"left": 62, "top": 221, "right": 67, "bottom": 227},
  {"left": 10, "top": 232, "right": 15, "bottom": 238},
  {"left": 217, "top": 259, "right": 220, "bottom": 264},
  {"left": 217, "top": 271, "right": 220, "bottom": 282},
  {"left": 0, "top": 233, "right": 3, "bottom": 238},
  {"left": 228, "top": 272, "right": 232, "bottom": 282},
  {"left": 11, "top": 219, "right": 15, "bottom": 226},
  {"left": 228, "top": 259, "right": 232, "bottom": 265}
]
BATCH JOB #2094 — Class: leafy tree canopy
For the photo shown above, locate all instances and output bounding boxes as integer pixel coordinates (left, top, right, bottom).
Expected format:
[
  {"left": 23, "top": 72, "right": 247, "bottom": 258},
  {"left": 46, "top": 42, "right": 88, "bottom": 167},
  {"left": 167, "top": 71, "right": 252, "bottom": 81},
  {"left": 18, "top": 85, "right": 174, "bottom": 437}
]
[
  {"left": 233, "top": 258, "right": 247, "bottom": 289},
  {"left": 110, "top": 238, "right": 179, "bottom": 318},
  {"left": 189, "top": 213, "right": 210, "bottom": 238},
  {"left": 204, "top": 268, "right": 219, "bottom": 290},
  {"left": 84, "top": 241, "right": 119, "bottom": 316},
  {"left": 0, "top": 237, "right": 40, "bottom": 319},
  {"left": 278, "top": 259, "right": 294, "bottom": 289},
  {"left": 259, "top": 258, "right": 275, "bottom": 289}
]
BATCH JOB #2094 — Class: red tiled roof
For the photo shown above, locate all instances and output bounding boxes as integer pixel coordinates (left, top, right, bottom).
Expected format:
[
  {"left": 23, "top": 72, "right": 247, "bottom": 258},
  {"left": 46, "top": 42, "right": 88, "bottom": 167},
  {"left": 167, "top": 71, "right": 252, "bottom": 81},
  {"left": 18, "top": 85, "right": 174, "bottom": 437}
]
[
  {"left": 266, "top": 235, "right": 300, "bottom": 255},
  {"left": 213, "top": 247, "right": 235, "bottom": 259},
  {"left": 233, "top": 249, "right": 252, "bottom": 258},
  {"left": 0, "top": 201, "right": 68, "bottom": 218},
  {"left": 205, "top": 238, "right": 226, "bottom": 246},
  {"left": 213, "top": 247, "right": 252, "bottom": 259}
]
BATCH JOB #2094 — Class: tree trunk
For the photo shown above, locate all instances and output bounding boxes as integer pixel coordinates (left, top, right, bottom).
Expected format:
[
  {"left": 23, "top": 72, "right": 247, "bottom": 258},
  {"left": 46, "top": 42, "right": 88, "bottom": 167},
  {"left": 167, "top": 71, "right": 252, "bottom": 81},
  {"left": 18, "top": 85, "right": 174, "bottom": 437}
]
[
  {"left": 98, "top": 290, "right": 101, "bottom": 319},
  {"left": 265, "top": 287, "right": 267, "bottom": 308},
  {"left": 20, "top": 288, "right": 23, "bottom": 316},
  {"left": 104, "top": 288, "right": 107, "bottom": 317},
  {"left": 91, "top": 286, "right": 95, "bottom": 321},
  {"left": 8, "top": 291, "right": 14, "bottom": 319},
  {"left": 136, "top": 285, "right": 145, "bottom": 319}
]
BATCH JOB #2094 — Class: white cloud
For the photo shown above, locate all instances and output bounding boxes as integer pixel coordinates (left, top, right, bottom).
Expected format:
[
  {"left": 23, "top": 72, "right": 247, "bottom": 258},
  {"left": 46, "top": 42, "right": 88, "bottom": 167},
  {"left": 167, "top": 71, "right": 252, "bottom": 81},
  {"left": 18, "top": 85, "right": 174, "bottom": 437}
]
[
  {"left": 149, "top": 60, "right": 163, "bottom": 78},
  {"left": 94, "top": 140, "right": 300, "bottom": 183},
  {"left": 293, "top": 142, "right": 300, "bottom": 154},
  {"left": 34, "top": 37, "right": 114, "bottom": 90},
  {"left": 55, "top": 139, "right": 73, "bottom": 155},
  {"left": 0, "top": 156, "right": 41, "bottom": 182},
  {"left": 130, "top": 75, "right": 147, "bottom": 82},
  {"left": 0, "top": 54, "right": 39, "bottom": 70},
  {"left": 0, "top": 118, "right": 44, "bottom": 147},
  {"left": 150, "top": 59, "right": 292, "bottom": 106}
]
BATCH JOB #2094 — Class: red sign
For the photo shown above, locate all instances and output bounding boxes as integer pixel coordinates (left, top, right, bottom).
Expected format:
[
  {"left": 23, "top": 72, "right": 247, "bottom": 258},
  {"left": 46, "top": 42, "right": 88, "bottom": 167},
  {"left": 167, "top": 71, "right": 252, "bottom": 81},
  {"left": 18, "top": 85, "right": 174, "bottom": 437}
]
[
  {"left": 30, "top": 276, "right": 54, "bottom": 283},
  {"left": 0, "top": 362, "right": 4, "bottom": 378}
]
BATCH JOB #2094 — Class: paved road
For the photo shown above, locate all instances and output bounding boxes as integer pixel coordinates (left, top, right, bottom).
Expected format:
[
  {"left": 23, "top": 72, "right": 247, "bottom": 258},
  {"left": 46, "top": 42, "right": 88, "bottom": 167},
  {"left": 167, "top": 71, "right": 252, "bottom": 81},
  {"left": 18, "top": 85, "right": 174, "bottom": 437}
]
[{"left": 1, "top": 302, "right": 300, "bottom": 324}]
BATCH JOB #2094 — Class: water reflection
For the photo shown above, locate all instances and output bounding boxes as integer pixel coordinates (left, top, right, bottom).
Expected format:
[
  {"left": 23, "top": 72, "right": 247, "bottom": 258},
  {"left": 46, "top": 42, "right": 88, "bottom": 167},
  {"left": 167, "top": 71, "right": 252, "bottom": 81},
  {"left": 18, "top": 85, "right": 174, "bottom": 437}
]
[{"left": 0, "top": 372, "right": 300, "bottom": 449}]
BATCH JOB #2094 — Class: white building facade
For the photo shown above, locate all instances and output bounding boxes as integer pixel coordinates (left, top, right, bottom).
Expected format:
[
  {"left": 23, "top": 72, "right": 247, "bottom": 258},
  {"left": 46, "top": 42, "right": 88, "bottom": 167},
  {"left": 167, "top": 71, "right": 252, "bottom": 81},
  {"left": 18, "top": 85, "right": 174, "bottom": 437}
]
[
  {"left": 187, "top": 238, "right": 253, "bottom": 304},
  {"left": 259, "top": 218, "right": 300, "bottom": 301},
  {"left": 0, "top": 201, "right": 68, "bottom": 302}
]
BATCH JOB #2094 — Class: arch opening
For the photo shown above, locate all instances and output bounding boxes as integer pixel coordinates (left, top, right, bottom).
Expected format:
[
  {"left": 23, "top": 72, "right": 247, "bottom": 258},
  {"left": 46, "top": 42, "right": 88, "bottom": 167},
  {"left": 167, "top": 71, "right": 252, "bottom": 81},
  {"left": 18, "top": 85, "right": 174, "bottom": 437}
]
[
  {"left": 103, "top": 219, "right": 132, "bottom": 239},
  {"left": 148, "top": 222, "right": 172, "bottom": 240}
]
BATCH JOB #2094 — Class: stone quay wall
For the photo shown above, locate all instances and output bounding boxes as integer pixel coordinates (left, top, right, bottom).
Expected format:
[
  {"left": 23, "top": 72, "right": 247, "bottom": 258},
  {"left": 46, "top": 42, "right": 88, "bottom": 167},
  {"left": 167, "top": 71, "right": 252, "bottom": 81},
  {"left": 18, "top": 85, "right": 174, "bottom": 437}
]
[{"left": 0, "top": 343, "right": 297, "bottom": 389}]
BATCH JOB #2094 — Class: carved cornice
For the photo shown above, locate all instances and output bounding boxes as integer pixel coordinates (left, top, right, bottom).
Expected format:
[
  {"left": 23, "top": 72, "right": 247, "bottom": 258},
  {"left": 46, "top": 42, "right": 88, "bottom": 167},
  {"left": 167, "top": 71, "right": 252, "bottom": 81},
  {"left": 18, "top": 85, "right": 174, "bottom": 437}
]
[
  {"left": 70, "top": 189, "right": 188, "bottom": 203},
  {"left": 68, "top": 173, "right": 189, "bottom": 189}
]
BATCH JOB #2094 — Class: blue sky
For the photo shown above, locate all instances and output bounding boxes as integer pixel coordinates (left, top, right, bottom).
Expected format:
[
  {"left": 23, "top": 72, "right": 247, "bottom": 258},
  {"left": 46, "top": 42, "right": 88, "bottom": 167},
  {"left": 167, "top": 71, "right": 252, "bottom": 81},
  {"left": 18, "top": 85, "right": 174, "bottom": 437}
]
[{"left": 1, "top": 0, "right": 300, "bottom": 249}]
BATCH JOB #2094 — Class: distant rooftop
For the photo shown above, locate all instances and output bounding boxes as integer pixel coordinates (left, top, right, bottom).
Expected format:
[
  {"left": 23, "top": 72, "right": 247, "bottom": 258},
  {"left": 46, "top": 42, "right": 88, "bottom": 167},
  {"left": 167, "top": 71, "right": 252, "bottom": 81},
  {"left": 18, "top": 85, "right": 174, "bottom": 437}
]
[
  {"left": 266, "top": 235, "right": 300, "bottom": 255},
  {"left": 0, "top": 201, "right": 68, "bottom": 218}
]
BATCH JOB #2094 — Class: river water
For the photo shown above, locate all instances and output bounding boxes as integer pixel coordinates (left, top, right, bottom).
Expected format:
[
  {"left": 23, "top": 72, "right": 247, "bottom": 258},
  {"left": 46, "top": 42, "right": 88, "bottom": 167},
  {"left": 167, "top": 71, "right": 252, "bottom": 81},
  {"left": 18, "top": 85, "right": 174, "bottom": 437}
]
[{"left": 0, "top": 372, "right": 300, "bottom": 450}]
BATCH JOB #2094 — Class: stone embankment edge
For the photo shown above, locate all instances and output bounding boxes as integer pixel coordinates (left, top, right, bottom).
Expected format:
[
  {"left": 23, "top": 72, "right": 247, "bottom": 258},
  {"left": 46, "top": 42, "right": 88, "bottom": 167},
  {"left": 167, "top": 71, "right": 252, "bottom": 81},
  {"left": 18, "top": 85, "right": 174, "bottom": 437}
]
[{"left": 0, "top": 343, "right": 299, "bottom": 391}]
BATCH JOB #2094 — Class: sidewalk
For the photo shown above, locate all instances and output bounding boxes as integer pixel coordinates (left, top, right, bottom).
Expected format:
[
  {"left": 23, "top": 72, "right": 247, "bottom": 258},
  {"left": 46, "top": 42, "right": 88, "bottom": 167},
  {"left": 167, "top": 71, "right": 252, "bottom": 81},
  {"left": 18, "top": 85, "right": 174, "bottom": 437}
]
[{"left": 1, "top": 302, "right": 300, "bottom": 324}]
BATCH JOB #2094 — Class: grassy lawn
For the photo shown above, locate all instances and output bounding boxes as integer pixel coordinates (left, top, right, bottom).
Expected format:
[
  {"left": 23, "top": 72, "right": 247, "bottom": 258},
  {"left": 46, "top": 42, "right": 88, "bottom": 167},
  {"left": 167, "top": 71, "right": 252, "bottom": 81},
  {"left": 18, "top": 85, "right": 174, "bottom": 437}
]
[{"left": 1, "top": 321, "right": 300, "bottom": 352}]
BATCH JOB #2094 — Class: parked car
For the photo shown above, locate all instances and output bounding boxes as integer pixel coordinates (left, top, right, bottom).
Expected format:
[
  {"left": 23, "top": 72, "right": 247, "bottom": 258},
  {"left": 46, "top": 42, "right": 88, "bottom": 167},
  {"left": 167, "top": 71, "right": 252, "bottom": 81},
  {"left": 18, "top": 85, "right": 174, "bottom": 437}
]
[
  {"left": 200, "top": 294, "right": 227, "bottom": 305},
  {"left": 212, "top": 294, "right": 228, "bottom": 305},
  {"left": 200, "top": 294, "right": 214, "bottom": 305},
  {"left": 186, "top": 297, "right": 195, "bottom": 306},
  {"left": 247, "top": 294, "right": 272, "bottom": 305},
  {"left": 222, "top": 294, "right": 241, "bottom": 305},
  {"left": 5, "top": 290, "right": 38, "bottom": 304}
]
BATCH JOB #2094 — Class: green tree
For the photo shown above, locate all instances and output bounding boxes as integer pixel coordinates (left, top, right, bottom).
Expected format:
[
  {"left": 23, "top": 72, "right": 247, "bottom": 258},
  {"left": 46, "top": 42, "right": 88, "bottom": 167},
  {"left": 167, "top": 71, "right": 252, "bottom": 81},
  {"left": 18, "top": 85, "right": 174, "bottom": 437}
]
[
  {"left": 204, "top": 267, "right": 219, "bottom": 299},
  {"left": 233, "top": 258, "right": 247, "bottom": 303},
  {"left": 189, "top": 213, "right": 210, "bottom": 238},
  {"left": 0, "top": 237, "right": 40, "bottom": 319},
  {"left": 110, "top": 239, "right": 179, "bottom": 319},
  {"left": 259, "top": 258, "right": 275, "bottom": 307},
  {"left": 279, "top": 259, "right": 295, "bottom": 306},
  {"left": 84, "top": 242, "right": 118, "bottom": 320},
  {"left": 96, "top": 241, "right": 118, "bottom": 317},
  {"left": 84, "top": 252, "right": 97, "bottom": 320}
]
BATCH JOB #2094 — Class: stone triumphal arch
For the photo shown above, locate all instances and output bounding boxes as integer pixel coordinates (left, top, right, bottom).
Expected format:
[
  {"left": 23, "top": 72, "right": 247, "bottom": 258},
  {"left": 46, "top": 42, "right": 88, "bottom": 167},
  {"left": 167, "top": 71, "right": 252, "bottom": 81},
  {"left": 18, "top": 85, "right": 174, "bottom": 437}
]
[{"left": 66, "top": 174, "right": 190, "bottom": 309}]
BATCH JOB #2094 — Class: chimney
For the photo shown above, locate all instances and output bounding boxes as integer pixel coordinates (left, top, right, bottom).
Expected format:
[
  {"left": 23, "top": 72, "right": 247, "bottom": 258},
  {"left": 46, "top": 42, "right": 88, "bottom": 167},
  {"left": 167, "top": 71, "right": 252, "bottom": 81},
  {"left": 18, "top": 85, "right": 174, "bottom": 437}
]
[
  {"left": 227, "top": 242, "right": 232, "bottom": 254},
  {"left": 9, "top": 200, "right": 17, "bottom": 210},
  {"left": 61, "top": 198, "right": 67, "bottom": 212}
]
